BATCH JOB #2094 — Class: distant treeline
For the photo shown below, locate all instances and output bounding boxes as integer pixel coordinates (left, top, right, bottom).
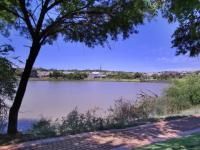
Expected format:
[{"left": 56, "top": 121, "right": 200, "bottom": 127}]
[
  {"left": 49, "top": 71, "right": 88, "bottom": 80},
  {"left": 15, "top": 68, "right": 200, "bottom": 81},
  {"left": 106, "top": 72, "right": 143, "bottom": 79}
]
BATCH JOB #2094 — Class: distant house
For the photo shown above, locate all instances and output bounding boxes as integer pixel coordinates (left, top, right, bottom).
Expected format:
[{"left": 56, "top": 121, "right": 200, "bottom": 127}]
[
  {"left": 37, "top": 70, "right": 51, "bottom": 78},
  {"left": 88, "top": 72, "right": 106, "bottom": 79},
  {"left": 63, "top": 71, "right": 74, "bottom": 74},
  {"left": 146, "top": 72, "right": 154, "bottom": 77},
  {"left": 162, "top": 71, "right": 180, "bottom": 76},
  {"left": 180, "top": 71, "right": 191, "bottom": 76}
]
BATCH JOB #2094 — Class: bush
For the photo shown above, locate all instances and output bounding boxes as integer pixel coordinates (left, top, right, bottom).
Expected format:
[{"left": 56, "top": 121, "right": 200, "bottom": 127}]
[
  {"left": 107, "top": 92, "right": 159, "bottom": 127},
  {"left": 165, "top": 75, "right": 200, "bottom": 113},
  {"left": 59, "top": 108, "right": 84, "bottom": 134},
  {"left": 107, "top": 99, "right": 137, "bottom": 127},
  {"left": 135, "top": 92, "right": 158, "bottom": 119},
  {"left": 0, "top": 99, "right": 7, "bottom": 133},
  {"left": 0, "top": 45, "right": 17, "bottom": 133},
  {"left": 59, "top": 108, "right": 104, "bottom": 135},
  {"left": 28, "top": 118, "right": 57, "bottom": 138},
  {"left": 30, "top": 94, "right": 160, "bottom": 138}
]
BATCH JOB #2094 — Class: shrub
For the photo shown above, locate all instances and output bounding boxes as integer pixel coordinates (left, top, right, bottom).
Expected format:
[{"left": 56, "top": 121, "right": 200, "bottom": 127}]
[
  {"left": 28, "top": 118, "right": 57, "bottom": 138},
  {"left": 135, "top": 91, "right": 158, "bottom": 119},
  {"left": 107, "top": 98, "right": 137, "bottom": 127},
  {"left": 165, "top": 75, "right": 200, "bottom": 113},
  {"left": 59, "top": 107, "right": 104, "bottom": 135},
  {"left": 59, "top": 108, "right": 84, "bottom": 134},
  {"left": 0, "top": 45, "right": 17, "bottom": 133},
  {"left": 184, "top": 75, "right": 200, "bottom": 105},
  {"left": 82, "top": 109, "right": 104, "bottom": 131},
  {"left": 153, "top": 97, "right": 167, "bottom": 115},
  {"left": 107, "top": 92, "right": 159, "bottom": 127},
  {"left": 0, "top": 99, "right": 7, "bottom": 133}
]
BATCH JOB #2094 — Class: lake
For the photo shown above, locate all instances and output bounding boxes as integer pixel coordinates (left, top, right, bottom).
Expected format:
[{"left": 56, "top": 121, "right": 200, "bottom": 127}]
[{"left": 19, "top": 81, "right": 169, "bottom": 120}]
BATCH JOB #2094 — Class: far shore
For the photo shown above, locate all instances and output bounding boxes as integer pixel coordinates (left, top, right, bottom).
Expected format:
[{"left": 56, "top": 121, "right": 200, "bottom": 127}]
[{"left": 28, "top": 77, "right": 171, "bottom": 83}]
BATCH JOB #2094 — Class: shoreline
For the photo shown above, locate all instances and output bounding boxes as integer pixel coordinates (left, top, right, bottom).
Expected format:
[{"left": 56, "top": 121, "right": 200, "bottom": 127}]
[{"left": 28, "top": 77, "right": 170, "bottom": 83}]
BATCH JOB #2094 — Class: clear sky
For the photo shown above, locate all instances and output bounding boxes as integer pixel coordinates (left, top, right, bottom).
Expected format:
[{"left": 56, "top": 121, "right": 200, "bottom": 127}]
[{"left": 2, "top": 15, "right": 200, "bottom": 72}]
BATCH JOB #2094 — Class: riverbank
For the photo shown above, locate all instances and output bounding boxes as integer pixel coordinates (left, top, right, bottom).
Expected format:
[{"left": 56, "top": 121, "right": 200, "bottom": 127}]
[
  {"left": 1, "top": 115, "right": 200, "bottom": 149},
  {"left": 29, "top": 77, "right": 171, "bottom": 83},
  {"left": 29, "top": 77, "right": 140, "bottom": 82}
]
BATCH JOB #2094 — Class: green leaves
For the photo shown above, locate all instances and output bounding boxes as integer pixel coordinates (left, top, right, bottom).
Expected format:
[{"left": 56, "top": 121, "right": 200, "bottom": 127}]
[
  {"left": 162, "top": 0, "right": 200, "bottom": 57},
  {"left": 0, "top": 45, "right": 17, "bottom": 133},
  {"left": 166, "top": 75, "right": 200, "bottom": 112},
  {"left": 0, "top": 0, "right": 15, "bottom": 22},
  {"left": 1, "top": 0, "right": 198, "bottom": 56},
  {"left": 0, "top": 0, "right": 18, "bottom": 37},
  {"left": 0, "top": 0, "right": 157, "bottom": 47},
  {"left": 60, "top": 0, "right": 156, "bottom": 47},
  {"left": 0, "top": 45, "right": 17, "bottom": 101}
]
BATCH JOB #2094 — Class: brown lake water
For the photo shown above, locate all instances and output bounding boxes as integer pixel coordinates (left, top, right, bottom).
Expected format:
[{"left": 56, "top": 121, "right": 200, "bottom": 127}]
[{"left": 19, "top": 81, "right": 169, "bottom": 120}]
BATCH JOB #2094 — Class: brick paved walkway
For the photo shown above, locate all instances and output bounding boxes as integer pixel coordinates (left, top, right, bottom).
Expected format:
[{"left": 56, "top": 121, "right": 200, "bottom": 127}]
[{"left": 1, "top": 115, "right": 200, "bottom": 150}]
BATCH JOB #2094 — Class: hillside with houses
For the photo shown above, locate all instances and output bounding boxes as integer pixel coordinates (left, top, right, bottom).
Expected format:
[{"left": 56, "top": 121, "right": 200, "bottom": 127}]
[{"left": 15, "top": 68, "right": 200, "bottom": 81}]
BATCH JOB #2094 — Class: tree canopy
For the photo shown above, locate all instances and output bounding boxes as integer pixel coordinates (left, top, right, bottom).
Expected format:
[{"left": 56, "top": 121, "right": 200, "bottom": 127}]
[
  {"left": 162, "top": 0, "right": 200, "bottom": 57},
  {"left": 0, "top": 0, "right": 157, "bottom": 46}
]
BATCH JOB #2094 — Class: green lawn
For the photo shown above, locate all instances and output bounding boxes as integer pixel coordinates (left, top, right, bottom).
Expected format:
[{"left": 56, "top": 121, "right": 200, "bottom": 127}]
[{"left": 136, "top": 134, "right": 200, "bottom": 150}]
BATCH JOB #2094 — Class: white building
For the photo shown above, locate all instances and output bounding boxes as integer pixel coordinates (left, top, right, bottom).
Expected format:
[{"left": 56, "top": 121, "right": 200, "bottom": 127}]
[
  {"left": 37, "top": 70, "right": 51, "bottom": 78},
  {"left": 88, "top": 72, "right": 106, "bottom": 79},
  {"left": 63, "top": 71, "right": 74, "bottom": 74}
]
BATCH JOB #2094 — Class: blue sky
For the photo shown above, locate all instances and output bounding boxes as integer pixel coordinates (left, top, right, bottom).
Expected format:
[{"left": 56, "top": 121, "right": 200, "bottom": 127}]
[{"left": 2, "top": 15, "right": 200, "bottom": 72}]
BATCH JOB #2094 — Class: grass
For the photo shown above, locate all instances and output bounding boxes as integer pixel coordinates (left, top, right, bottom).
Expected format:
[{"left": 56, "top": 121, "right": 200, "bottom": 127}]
[{"left": 136, "top": 133, "right": 200, "bottom": 150}]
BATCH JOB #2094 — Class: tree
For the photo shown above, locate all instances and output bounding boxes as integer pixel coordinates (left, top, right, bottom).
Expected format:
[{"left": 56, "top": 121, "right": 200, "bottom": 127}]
[
  {"left": 133, "top": 72, "right": 143, "bottom": 79},
  {"left": 162, "top": 0, "right": 200, "bottom": 56},
  {"left": 0, "top": 0, "right": 157, "bottom": 134},
  {"left": 49, "top": 70, "right": 64, "bottom": 78},
  {"left": 0, "top": 45, "right": 17, "bottom": 132}
]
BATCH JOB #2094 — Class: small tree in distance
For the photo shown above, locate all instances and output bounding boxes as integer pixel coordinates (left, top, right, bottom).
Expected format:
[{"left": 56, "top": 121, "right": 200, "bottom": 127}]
[{"left": 0, "top": 0, "right": 158, "bottom": 134}]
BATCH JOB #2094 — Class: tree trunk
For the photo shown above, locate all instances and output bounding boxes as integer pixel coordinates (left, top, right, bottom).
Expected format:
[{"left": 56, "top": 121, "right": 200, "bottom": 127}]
[{"left": 7, "top": 42, "right": 41, "bottom": 135}]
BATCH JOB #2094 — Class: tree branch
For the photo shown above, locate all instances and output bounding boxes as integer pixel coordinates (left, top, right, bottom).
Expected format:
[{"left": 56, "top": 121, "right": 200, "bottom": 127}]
[
  {"left": 40, "top": 1, "right": 100, "bottom": 40},
  {"left": 18, "top": 0, "right": 35, "bottom": 38},
  {"left": 29, "top": 13, "right": 37, "bottom": 27},
  {"left": 35, "top": 0, "right": 51, "bottom": 37},
  {"left": 32, "top": 1, "right": 42, "bottom": 17},
  {"left": 47, "top": 0, "right": 62, "bottom": 12}
]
